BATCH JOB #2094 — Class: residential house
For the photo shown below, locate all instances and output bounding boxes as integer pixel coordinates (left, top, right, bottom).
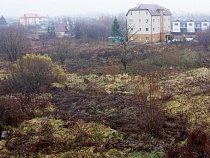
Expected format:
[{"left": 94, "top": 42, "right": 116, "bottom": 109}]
[
  {"left": 20, "top": 13, "right": 48, "bottom": 26},
  {"left": 172, "top": 20, "right": 210, "bottom": 34},
  {"left": 126, "top": 4, "right": 172, "bottom": 43},
  {"left": 55, "top": 22, "right": 69, "bottom": 37}
]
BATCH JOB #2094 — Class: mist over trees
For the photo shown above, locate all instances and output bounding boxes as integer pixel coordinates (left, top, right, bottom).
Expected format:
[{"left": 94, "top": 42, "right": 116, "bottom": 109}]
[
  {"left": 74, "top": 15, "right": 114, "bottom": 40},
  {"left": 172, "top": 12, "right": 210, "bottom": 20}
]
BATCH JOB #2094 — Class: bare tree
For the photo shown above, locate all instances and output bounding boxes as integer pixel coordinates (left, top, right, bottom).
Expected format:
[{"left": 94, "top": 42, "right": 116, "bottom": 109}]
[
  {"left": 196, "top": 29, "right": 210, "bottom": 50},
  {"left": 52, "top": 37, "right": 72, "bottom": 64},
  {"left": 116, "top": 19, "right": 138, "bottom": 71},
  {"left": 0, "top": 26, "right": 31, "bottom": 61}
]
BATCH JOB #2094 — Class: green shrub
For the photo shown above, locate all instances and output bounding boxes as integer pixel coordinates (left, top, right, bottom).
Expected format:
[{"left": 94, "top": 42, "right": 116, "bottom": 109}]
[{"left": 7, "top": 54, "right": 66, "bottom": 93}]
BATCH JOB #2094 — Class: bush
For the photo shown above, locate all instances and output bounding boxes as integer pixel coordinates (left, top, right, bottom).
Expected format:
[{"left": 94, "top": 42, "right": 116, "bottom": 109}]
[
  {"left": 6, "top": 54, "right": 66, "bottom": 93},
  {"left": 135, "top": 74, "right": 164, "bottom": 136},
  {"left": 0, "top": 94, "right": 52, "bottom": 126},
  {"left": 196, "top": 29, "right": 210, "bottom": 50}
]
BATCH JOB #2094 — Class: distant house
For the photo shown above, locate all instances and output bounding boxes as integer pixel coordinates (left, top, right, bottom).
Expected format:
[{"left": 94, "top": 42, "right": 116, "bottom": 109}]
[
  {"left": 55, "top": 22, "right": 69, "bottom": 37},
  {"left": 172, "top": 20, "right": 210, "bottom": 34},
  {"left": 0, "top": 15, "right": 7, "bottom": 25},
  {"left": 126, "top": 4, "right": 172, "bottom": 43},
  {"left": 20, "top": 13, "right": 48, "bottom": 26}
]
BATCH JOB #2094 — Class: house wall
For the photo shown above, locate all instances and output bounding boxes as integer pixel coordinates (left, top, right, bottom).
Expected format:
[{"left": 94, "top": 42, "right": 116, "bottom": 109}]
[
  {"left": 172, "top": 21, "right": 181, "bottom": 32},
  {"left": 202, "top": 21, "right": 210, "bottom": 31},
  {"left": 127, "top": 8, "right": 171, "bottom": 43},
  {"left": 128, "top": 33, "right": 160, "bottom": 43},
  {"left": 187, "top": 21, "right": 195, "bottom": 32},
  {"left": 127, "top": 10, "right": 163, "bottom": 43},
  {"left": 164, "top": 15, "right": 171, "bottom": 32},
  {"left": 20, "top": 17, "right": 48, "bottom": 26},
  {"left": 127, "top": 10, "right": 152, "bottom": 35},
  {"left": 151, "top": 16, "right": 161, "bottom": 34}
]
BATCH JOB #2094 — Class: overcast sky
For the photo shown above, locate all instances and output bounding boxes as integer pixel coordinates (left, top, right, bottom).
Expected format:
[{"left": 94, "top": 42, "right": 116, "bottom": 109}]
[{"left": 1, "top": 0, "right": 210, "bottom": 17}]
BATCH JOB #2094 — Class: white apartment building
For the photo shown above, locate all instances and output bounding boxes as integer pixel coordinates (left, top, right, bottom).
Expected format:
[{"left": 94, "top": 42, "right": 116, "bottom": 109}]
[
  {"left": 20, "top": 13, "right": 48, "bottom": 26},
  {"left": 126, "top": 4, "right": 172, "bottom": 43},
  {"left": 172, "top": 20, "right": 210, "bottom": 33}
]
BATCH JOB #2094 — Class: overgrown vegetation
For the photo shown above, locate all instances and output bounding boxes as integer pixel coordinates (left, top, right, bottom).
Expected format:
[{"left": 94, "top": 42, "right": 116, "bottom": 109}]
[
  {"left": 3, "top": 54, "right": 66, "bottom": 94},
  {"left": 0, "top": 31, "right": 210, "bottom": 157}
]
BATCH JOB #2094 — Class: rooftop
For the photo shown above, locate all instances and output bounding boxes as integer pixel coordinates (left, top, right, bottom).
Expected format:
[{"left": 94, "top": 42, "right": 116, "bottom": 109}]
[
  {"left": 20, "top": 13, "right": 45, "bottom": 18},
  {"left": 126, "top": 4, "right": 172, "bottom": 16}
]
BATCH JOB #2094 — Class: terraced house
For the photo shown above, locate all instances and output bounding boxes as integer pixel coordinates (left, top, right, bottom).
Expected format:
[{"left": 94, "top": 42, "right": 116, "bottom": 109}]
[
  {"left": 172, "top": 20, "right": 210, "bottom": 34},
  {"left": 126, "top": 4, "right": 172, "bottom": 43}
]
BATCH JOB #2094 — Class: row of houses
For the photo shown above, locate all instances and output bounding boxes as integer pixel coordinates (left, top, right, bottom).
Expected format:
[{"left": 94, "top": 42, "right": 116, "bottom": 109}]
[{"left": 172, "top": 20, "right": 210, "bottom": 33}]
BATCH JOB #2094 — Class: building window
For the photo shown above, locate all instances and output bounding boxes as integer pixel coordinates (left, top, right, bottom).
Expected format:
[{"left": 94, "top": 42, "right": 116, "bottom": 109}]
[
  {"left": 146, "top": 28, "right": 149, "bottom": 31},
  {"left": 153, "top": 19, "right": 155, "bottom": 22},
  {"left": 145, "top": 19, "right": 149, "bottom": 23},
  {"left": 204, "top": 23, "right": 208, "bottom": 26},
  {"left": 153, "top": 28, "right": 155, "bottom": 31},
  {"left": 185, "top": 24, "right": 187, "bottom": 27},
  {"left": 158, "top": 19, "right": 160, "bottom": 22},
  {"left": 146, "top": 37, "right": 149, "bottom": 42},
  {"left": 139, "top": 28, "right": 141, "bottom": 31},
  {"left": 158, "top": 27, "right": 159, "bottom": 30},
  {"left": 129, "top": 19, "right": 133, "bottom": 23},
  {"left": 139, "top": 37, "right": 141, "bottom": 41},
  {"left": 131, "top": 12, "right": 132, "bottom": 15},
  {"left": 174, "top": 23, "right": 178, "bottom": 26},
  {"left": 168, "top": 18, "right": 170, "bottom": 21},
  {"left": 130, "top": 28, "right": 134, "bottom": 33},
  {"left": 139, "top": 11, "right": 141, "bottom": 15},
  {"left": 146, "top": 11, "right": 148, "bottom": 15},
  {"left": 130, "top": 37, "right": 133, "bottom": 41},
  {"left": 139, "top": 19, "right": 141, "bottom": 23},
  {"left": 189, "top": 23, "right": 192, "bottom": 26}
]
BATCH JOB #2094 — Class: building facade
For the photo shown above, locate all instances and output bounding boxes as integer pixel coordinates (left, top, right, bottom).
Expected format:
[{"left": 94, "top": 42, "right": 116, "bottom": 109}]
[
  {"left": 20, "top": 13, "right": 48, "bottom": 26},
  {"left": 126, "top": 4, "right": 172, "bottom": 43},
  {"left": 172, "top": 20, "right": 210, "bottom": 34}
]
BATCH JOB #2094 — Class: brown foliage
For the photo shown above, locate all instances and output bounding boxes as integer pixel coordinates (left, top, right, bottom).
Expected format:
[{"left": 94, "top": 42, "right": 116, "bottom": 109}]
[
  {"left": 0, "top": 94, "right": 50, "bottom": 126},
  {"left": 167, "top": 128, "right": 210, "bottom": 158},
  {"left": 135, "top": 74, "right": 164, "bottom": 136},
  {"left": 0, "top": 26, "right": 31, "bottom": 61},
  {"left": 196, "top": 29, "right": 210, "bottom": 50}
]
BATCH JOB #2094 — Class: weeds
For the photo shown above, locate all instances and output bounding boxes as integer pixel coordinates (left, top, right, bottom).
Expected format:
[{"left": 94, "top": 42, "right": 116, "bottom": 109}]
[{"left": 135, "top": 74, "right": 164, "bottom": 136}]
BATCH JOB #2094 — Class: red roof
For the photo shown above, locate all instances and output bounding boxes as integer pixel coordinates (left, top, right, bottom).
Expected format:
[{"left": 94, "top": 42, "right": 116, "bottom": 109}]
[{"left": 20, "top": 13, "right": 45, "bottom": 18}]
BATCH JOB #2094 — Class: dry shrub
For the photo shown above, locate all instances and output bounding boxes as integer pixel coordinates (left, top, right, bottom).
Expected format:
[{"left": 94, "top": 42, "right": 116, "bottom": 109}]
[
  {"left": 135, "top": 74, "right": 164, "bottom": 136},
  {"left": 196, "top": 29, "right": 210, "bottom": 50},
  {"left": 0, "top": 94, "right": 51, "bottom": 126},
  {"left": 167, "top": 128, "right": 210, "bottom": 158},
  {"left": 5, "top": 54, "right": 66, "bottom": 94}
]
